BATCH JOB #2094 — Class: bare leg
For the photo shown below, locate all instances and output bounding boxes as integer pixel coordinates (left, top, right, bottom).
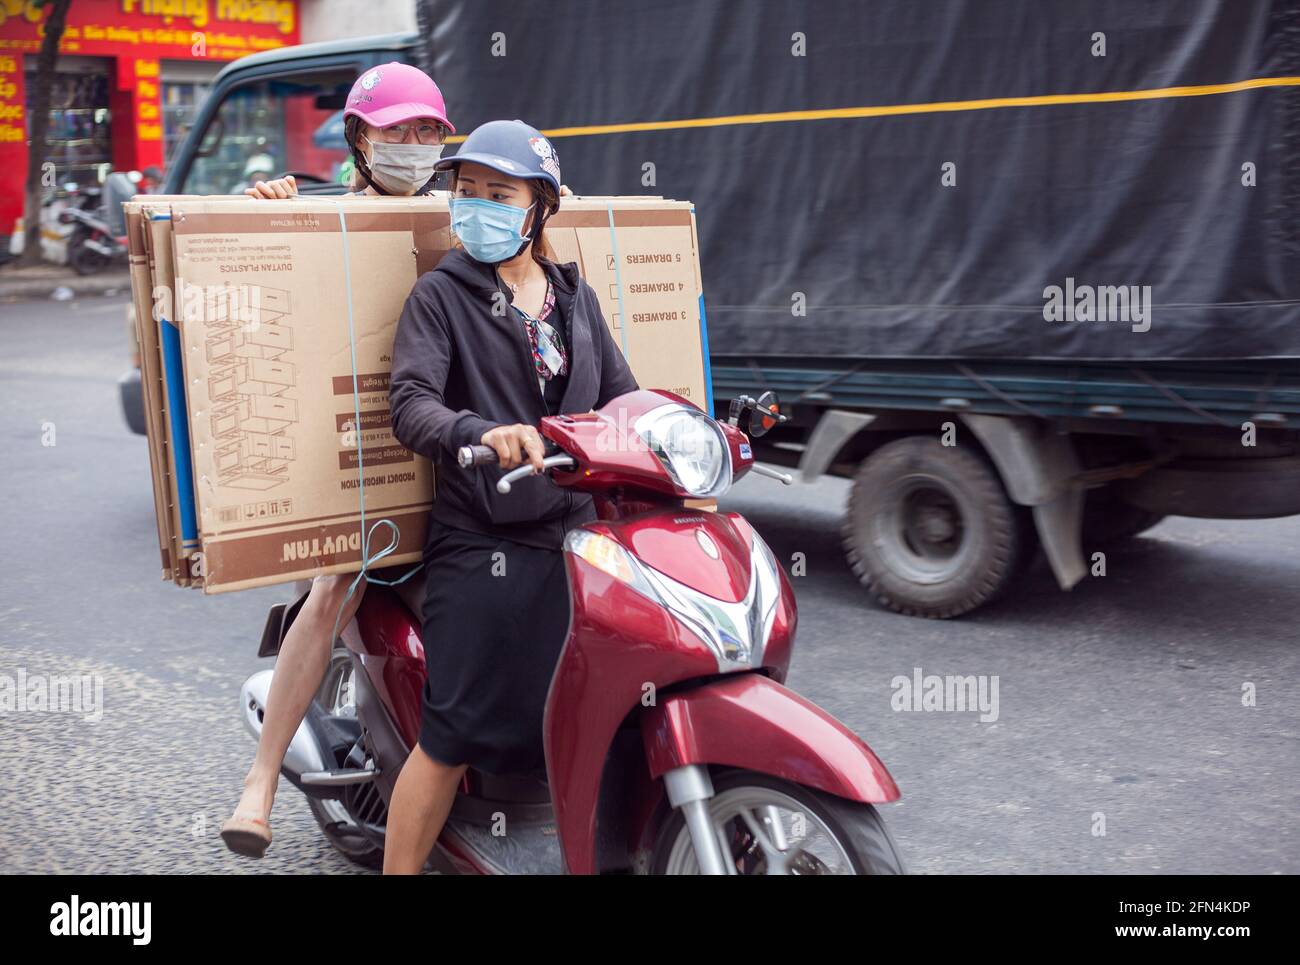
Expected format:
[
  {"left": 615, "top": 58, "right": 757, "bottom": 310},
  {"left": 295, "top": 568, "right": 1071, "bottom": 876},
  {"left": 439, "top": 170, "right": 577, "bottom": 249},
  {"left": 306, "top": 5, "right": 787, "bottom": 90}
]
[
  {"left": 383, "top": 746, "right": 468, "bottom": 874},
  {"left": 228, "top": 574, "right": 365, "bottom": 831}
]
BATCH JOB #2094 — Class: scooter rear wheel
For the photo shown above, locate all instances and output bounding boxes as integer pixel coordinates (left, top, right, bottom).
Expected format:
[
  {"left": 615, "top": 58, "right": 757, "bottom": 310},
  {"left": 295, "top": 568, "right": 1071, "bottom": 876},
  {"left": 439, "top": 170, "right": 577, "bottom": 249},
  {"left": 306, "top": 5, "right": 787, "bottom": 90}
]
[
  {"left": 306, "top": 643, "right": 386, "bottom": 870},
  {"left": 650, "top": 769, "right": 904, "bottom": 875},
  {"left": 68, "top": 230, "right": 109, "bottom": 275}
]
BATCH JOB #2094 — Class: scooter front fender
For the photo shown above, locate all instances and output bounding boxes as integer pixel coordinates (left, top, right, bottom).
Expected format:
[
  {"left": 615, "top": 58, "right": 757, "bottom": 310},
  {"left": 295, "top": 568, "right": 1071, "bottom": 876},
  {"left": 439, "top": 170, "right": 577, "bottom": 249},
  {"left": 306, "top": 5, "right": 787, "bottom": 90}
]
[{"left": 641, "top": 673, "right": 900, "bottom": 804}]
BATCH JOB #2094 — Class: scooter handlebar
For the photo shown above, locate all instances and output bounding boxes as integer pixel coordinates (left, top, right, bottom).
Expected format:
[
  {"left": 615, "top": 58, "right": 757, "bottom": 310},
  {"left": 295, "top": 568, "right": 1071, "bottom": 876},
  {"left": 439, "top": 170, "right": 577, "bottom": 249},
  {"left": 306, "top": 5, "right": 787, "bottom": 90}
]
[
  {"left": 456, "top": 445, "right": 576, "bottom": 493},
  {"left": 457, "top": 444, "right": 499, "bottom": 469}
]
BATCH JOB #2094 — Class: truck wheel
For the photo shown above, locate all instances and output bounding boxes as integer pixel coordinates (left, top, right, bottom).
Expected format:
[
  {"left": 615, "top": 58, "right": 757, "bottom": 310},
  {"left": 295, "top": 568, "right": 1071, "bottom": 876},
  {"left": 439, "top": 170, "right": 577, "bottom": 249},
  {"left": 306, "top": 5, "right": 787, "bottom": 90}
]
[
  {"left": 842, "top": 437, "right": 1027, "bottom": 618},
  {"left": 1082, "top": 488, "right": 1165, "bottom": 545}
]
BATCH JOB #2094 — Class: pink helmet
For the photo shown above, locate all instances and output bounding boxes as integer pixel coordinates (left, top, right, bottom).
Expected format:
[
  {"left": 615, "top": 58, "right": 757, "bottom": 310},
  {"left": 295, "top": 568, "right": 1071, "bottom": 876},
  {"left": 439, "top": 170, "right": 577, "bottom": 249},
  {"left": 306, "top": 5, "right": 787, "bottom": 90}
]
[{"left": 343, "top": 62, "right": 455, "bottom": 134}]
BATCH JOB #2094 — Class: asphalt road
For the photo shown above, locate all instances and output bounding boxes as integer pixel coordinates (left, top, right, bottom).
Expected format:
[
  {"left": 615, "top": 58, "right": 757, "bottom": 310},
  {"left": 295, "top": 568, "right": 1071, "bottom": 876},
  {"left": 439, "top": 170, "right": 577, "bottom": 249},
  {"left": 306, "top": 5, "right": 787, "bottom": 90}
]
[{"left": 1, "top": 291, "right": 1295, "bottom": 874}]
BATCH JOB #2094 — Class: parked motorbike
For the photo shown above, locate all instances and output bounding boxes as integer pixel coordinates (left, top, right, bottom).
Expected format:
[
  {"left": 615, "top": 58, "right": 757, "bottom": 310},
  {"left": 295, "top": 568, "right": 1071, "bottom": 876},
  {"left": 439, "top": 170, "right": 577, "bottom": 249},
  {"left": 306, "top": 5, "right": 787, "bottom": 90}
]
[
  {"left": 11, "top": 180, "right": 95, "bottom": 264},
  {"left": 59, "top": 170, "right": 143, "bottom": 274},
  {"left": 239, "top": 390, "right": 904, "bottom": 874}
]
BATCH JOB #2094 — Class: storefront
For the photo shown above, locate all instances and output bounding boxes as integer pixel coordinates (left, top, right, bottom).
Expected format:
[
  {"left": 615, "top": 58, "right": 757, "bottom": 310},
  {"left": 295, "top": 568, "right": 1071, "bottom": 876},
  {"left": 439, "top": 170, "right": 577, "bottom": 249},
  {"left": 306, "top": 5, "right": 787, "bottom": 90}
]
[{"left": 0, "top": 0, "right": 301, "bottom": 237}]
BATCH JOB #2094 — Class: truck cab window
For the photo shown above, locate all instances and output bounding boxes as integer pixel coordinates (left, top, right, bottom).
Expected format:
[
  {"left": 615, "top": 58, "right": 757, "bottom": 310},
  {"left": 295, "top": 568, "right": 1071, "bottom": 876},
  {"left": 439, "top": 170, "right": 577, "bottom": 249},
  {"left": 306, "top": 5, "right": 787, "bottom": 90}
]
[{"left": 184, "top": 69, "right": 356, "bottom": 195}]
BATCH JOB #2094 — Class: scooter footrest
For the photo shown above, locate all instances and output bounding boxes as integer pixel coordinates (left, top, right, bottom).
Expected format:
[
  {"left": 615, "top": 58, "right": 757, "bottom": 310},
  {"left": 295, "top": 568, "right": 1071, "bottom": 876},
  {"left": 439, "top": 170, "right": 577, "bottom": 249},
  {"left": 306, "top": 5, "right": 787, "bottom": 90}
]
[{"left": 444, "top": 819, "right": 564, "bottom": 875}]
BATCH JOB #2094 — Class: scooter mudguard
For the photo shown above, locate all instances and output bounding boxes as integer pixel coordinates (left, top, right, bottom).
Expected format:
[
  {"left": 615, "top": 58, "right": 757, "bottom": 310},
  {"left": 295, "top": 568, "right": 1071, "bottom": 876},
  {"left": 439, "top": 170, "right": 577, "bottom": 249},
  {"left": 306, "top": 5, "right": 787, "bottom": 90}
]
[{"left": 640, "top": 673, "right": 900, "bottom": 804}]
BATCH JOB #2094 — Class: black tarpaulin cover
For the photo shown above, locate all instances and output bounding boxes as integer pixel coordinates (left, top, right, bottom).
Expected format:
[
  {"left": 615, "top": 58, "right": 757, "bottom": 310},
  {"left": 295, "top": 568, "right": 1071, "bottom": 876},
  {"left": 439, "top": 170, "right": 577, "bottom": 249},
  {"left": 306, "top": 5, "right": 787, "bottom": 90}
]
[{"left": 428, "top": 0, "right": 1300, "bottom": 360}]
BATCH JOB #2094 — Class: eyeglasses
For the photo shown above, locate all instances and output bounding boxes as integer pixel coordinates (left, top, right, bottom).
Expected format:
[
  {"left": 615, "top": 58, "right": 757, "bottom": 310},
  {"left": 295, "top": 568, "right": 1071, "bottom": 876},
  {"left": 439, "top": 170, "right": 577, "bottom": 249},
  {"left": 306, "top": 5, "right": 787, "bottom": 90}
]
[{"left": 377, "top": 122, "right": 444, "bottom": 145}]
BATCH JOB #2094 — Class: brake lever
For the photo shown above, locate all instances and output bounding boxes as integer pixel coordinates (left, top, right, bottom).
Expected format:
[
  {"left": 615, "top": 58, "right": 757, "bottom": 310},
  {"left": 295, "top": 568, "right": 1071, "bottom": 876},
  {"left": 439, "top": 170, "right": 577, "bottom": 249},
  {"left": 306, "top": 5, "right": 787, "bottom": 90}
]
[{"left": 496, "top": 454, "right": 577, "bottom": 494}]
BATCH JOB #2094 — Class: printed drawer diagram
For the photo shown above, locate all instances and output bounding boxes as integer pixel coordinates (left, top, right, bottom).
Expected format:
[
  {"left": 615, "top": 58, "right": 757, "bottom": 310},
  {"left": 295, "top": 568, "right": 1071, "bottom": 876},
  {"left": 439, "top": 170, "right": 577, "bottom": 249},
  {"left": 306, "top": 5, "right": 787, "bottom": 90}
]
[{"left": 204, "top": 286, "right": 298, "bottom": 491}]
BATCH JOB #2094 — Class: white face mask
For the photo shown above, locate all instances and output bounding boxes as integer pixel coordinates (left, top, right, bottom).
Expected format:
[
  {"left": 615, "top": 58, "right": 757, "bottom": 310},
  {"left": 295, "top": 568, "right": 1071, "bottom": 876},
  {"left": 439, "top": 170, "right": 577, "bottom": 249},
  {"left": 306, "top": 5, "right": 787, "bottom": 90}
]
[{"left": 361, "top": 135, "right": 445, "bottom": 194}]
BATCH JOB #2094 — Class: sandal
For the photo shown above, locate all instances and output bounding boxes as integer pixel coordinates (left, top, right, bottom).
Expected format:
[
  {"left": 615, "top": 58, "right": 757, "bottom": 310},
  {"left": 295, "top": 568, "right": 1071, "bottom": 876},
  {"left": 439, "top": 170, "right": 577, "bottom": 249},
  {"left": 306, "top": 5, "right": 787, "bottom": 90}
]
[{"left": 221, "top": 812, "right": 272, "bottom": 858}]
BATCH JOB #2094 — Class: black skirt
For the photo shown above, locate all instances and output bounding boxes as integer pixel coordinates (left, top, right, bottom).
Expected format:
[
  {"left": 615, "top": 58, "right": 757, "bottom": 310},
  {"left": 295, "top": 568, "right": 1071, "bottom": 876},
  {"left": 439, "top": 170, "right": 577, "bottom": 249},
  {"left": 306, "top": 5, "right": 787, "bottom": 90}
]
[{"left": 417, "top": 519, "right": 571, "bottom": 778}]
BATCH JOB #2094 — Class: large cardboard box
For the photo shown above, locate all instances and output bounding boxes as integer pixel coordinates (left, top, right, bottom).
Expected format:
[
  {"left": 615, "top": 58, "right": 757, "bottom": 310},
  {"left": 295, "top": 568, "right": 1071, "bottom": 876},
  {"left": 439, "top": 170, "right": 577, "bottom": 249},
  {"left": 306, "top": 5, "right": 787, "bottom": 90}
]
[
  {"left": 126, "top": 195, "right": 710, "bottom": 593},
  {"left": 543, "top": 199, "right": 709, "bottom": 412},
  {"left": 125, "top": 205, "right": 175, "bottom": 582}
]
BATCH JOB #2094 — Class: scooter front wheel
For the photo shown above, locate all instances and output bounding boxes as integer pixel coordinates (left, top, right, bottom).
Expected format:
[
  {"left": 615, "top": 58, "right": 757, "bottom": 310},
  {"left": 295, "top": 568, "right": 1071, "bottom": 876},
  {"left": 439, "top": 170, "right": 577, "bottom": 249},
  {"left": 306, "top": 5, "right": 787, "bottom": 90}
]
[{"left": 650, "top": 769, "right": 904, "bottom": 875}]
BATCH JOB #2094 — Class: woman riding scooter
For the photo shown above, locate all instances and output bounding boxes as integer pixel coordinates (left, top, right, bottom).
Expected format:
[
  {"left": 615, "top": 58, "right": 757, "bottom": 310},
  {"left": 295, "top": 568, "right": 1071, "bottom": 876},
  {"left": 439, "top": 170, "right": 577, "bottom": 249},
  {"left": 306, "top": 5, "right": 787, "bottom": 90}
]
[
  {"left": 382, "top": 119, "right": 639, "bottom": 874},
  {"left": 220, "top": 62, "right": 457, "bottom": 858}
]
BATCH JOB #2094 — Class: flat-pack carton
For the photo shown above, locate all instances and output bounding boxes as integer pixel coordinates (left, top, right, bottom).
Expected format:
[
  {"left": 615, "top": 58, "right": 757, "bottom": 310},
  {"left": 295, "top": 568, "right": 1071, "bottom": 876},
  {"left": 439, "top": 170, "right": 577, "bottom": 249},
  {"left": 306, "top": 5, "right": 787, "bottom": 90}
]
[{"left": 125, "top": 194, "right": 711, "bottom": 593}]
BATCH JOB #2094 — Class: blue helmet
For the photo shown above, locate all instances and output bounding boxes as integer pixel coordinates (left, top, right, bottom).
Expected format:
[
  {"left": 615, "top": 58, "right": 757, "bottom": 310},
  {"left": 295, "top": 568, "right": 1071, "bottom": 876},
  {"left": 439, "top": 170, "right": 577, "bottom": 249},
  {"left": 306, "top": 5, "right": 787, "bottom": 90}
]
[{"left": 435, "top": 119, "right": 562, "bottom": 197}]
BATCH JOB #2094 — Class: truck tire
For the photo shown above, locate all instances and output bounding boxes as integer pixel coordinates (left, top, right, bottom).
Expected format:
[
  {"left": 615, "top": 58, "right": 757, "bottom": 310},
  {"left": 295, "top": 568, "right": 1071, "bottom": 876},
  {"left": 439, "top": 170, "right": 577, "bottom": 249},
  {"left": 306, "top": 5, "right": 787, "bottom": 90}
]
[{"left": 842, "top": 437, "right": 1028, "bottom": 618}]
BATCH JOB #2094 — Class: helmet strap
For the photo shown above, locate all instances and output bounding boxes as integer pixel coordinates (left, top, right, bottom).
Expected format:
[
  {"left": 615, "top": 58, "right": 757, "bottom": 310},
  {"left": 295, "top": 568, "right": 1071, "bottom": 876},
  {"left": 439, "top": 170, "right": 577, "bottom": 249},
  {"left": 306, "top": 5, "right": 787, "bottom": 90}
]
[
  {"left": 527, "top": 186, "right": 558, "bottom": 260},
  {"left": 521, "top": 200, "right": 547, "bottom": 249},
  {"left": 352, "top": 132, "right": 393, "bottom": 196}
]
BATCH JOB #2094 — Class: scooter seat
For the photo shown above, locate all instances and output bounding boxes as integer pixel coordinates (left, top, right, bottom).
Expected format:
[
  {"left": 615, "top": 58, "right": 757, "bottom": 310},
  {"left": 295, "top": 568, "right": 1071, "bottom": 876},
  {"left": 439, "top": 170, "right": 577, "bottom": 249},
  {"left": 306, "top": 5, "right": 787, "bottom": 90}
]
[{"left": 393, "top": 573, "right": 425, "bottom": 623}]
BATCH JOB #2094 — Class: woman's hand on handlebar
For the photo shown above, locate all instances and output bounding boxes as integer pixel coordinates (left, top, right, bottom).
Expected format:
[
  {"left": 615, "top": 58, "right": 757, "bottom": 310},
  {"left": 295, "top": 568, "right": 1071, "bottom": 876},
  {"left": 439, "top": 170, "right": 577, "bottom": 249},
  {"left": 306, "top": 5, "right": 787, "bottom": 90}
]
[
  {"left": 481, "top": 424, "right": 545, "bottom": 472},
  {"left": 244, "top": 175, "right": 297, "bottom": 199}
]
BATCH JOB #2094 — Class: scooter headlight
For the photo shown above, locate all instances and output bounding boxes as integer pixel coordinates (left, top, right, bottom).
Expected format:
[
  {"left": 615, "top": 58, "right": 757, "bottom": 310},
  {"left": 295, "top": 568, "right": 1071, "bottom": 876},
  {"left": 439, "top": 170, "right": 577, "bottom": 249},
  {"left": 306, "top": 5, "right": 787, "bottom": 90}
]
[{"left": 634, "top": 405, "right": 730, "bottom": 497}]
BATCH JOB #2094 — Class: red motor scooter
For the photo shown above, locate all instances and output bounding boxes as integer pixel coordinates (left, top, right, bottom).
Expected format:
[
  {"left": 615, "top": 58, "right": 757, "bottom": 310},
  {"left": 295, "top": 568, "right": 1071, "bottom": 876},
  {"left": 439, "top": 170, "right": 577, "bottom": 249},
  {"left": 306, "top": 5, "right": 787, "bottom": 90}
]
[{"left": 240, "top": 390, "right": 903, "bottom": 874}]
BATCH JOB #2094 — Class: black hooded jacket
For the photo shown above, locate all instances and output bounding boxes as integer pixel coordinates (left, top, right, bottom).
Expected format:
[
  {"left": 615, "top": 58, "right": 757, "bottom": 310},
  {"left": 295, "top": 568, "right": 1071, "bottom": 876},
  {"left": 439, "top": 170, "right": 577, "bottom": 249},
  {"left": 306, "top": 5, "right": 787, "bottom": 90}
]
[{"left": 389, "top": 249, "right": 639, "bottom": 551}]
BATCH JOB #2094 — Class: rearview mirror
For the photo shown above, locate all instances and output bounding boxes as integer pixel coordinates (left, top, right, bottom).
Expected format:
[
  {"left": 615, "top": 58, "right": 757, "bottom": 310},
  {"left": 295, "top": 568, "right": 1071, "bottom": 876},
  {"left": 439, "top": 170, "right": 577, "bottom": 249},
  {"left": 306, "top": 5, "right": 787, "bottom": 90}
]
[{"left": 749, "top": 391, "right": 782, "bottom": 438}]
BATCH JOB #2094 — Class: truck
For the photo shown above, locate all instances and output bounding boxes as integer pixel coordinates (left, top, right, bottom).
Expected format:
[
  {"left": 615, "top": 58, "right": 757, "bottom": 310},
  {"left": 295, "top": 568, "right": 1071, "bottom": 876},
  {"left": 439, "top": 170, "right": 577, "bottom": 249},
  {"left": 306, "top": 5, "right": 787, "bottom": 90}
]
[{"left": 125, "top": 0, "right": 1300, "bottom": 617}]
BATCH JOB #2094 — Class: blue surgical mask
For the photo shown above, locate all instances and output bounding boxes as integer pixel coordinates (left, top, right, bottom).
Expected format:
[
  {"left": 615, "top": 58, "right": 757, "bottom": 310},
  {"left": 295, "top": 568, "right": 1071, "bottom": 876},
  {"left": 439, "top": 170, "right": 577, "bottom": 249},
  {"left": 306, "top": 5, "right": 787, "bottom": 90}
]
[{"left": 450, "top": 197, "right": 535, "bottom": 264}]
